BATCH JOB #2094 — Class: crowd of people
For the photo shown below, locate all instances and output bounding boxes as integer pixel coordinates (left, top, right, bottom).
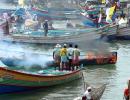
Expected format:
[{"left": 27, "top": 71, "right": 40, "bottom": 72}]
[
  {"left": 53, "top": 43, "right": 80, "bottom": 71},
  {"left": 1, "top": 9, "right": 50, "bottom": 36}
]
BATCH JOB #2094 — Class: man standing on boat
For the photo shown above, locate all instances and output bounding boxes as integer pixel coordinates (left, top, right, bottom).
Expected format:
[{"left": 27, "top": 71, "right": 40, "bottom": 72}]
[
  {"left": 67, "top": 44, "right": 74, "bottom": 70},
  {"left": 72, "top": 45, "right": 80, "bottom": 70},
  {"left": 43, "top": 20, "right": 48, "bottom": 36},
  {"left": 60, "top": 44, "right": 68, "bottom": 71},
  {"left": 53, "top": 44, "right": 61, "bottom": 70}
]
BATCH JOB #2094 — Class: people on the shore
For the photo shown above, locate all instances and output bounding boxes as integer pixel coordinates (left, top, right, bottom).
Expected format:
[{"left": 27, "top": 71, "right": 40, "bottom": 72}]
[
  {"left": 3, "top": 12, "right": 9, "bottom": 20},
  {"left": 118, "top": 14, "right": 128, "bottom": 27},
  {"left": 15, "top": 15, "right": 25, "bottom": 31},
  {"left": 94, "top": 16, "right": 99, "bottom": 28},
  {"left": 98, "top": 13, "right": 102, "bottom": 28},
  {"left": 106, "top": 15, "right": 113, "bottom": 24},
  {"left": 5, "top": 20, "right": 9, "bottom": 35},
  {"left": 67, "top": 44, "right": 74, "bottom": 70},
  {"left": 43, "top": 20, "right": 48, "bottom": 36},
  {"left": 66, "top": 20, "right": 73, "bottom": 28},
  {"left": 115, "top": 15, "right": 120, "bottom": 25},
  {"left": 82, "top": 87, "right": 93, "bottom": 100}
]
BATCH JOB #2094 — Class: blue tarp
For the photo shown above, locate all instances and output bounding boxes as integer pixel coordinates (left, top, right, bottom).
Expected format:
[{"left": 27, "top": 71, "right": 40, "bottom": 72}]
[
  {"left": 30, "top": 10, "right": 68, "bottom": 20},
  {"left": 14, "top": 8, "right": 26, "bottom": 16},
  {"left": 83, "top": 18, "right": 96, "bottom": 27}
]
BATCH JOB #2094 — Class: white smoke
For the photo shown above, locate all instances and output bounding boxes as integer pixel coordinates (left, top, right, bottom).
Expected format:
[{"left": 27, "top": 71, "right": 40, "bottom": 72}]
[{"left": 0, "top": 41, "right": 53, "bottom": 69}]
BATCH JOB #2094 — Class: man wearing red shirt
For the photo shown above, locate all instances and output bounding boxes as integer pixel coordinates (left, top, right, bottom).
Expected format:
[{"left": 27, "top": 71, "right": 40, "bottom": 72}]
[{"left": 124, "top": 88, "right": 129, "bottom": 100}]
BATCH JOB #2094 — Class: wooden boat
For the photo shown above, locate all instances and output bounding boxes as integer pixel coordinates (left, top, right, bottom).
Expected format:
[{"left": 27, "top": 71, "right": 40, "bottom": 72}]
[
  {"left": 0, "top": 52, "right": 117, "bottom": 68},
  {"left": 99, "top": 25, "right": 130, "bottom": 41},
  {"left": 0, "top": 66, "right": 82, "bottom": 94},
  {"left": 81, "top": 8, "right": 108, "bottom": 27},
  {"left": 0, "top": 28, "right": 100, "bottom": 44},
  {"left": 74, "top": 83, "right": 106, "bottom": 100},
  {"left": 0, "top": 17, "right": 100, "bottom": 44},
  {"left": 47, "top": 52, "right": 117, "bottom": 67},
  {"left": 31, "top": 7, "right": 80, "bottom": 20}
]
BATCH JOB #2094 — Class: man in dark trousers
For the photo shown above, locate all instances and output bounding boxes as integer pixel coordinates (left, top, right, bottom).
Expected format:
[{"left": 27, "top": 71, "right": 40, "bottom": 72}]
[
  {"left": 5, "top": 20, "right": 9, "bottom": 35},
  {"left": 43, "top": 20, "right": 48, "bottom": 36},
  {"left": 67, "top": 44, "right": 74, "bottom": 70}
]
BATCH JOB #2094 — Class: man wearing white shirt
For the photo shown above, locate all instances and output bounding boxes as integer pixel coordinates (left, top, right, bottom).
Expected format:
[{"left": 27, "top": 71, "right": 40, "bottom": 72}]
[{"left": 67, "top": 44, "right": 74, "bottom": 70}]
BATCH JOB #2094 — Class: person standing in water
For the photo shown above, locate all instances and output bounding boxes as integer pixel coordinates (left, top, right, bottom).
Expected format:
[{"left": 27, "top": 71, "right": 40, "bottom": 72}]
[{"left": 43, "top": 20, "right": 48, "bottom": 36}]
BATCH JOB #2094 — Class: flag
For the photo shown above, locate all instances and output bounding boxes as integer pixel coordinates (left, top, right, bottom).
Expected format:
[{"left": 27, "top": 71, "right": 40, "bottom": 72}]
[
  {"left": 98, "top": 13, "right": 102, "bottom": 23},
  {"left": 109, "top": 6, "right": 115, "bottom": 16},
  {"left": 106, "top": 6, "right": 115, "bottom": 22}
]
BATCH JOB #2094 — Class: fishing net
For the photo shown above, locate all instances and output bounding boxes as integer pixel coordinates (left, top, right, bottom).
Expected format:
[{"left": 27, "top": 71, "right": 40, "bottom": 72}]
[{"left": 85, "top": 83, "right": 106, "bottom": 100}]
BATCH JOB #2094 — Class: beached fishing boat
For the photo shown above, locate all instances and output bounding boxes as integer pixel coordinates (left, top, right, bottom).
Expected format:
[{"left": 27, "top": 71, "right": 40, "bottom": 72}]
[
  {"left": 0, "top": 51, "right": 117, "bottom": 68},
  {"left": 74, "top": 83, "right": 106, "bottom": 100},
  {"left": 0, "top": 65, "right": 82, "bottom": 94}
]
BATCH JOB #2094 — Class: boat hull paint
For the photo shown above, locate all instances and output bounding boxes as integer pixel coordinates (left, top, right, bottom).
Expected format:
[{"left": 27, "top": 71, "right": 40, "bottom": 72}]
[
  {"left": 100, "top": 27, "right": 130, "bottom": 41},
  {"left": 0, "top": 52, "right": 117, "bottom": 68},
  {"left": 0, "top": 67, "right": 82, "bottom": 94},
  {"left": 0, "top": 85, "right": 30, "bottom": 94},
  {"left": 101, "top": 34, "right": 130, "bottom": 41}
]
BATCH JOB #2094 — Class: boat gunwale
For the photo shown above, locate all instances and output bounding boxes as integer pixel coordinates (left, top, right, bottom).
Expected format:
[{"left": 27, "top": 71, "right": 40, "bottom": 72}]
[{"left": 0, "top": 67, "right": 81, "bottom": 78}]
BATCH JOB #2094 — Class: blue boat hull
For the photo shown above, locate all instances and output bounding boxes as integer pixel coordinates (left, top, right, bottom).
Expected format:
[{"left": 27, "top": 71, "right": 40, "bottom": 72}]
[
  {"left": 101, "top": 34, "right": 130, "bottom": 41},
  {"left": 0, "top": 52, "right": 117, "bottom": 68},
  {"left": 0, "top": 85, "right": 31, "bottom": 94}
]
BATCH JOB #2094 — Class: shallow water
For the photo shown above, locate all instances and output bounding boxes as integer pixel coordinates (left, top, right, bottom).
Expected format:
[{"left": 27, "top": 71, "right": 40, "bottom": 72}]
[
  {"left": 0, "top": 41, "right": 129, "bottom": 100},
  {"left": 0, "top": 2, "right": 129, "bottom": 100}
]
